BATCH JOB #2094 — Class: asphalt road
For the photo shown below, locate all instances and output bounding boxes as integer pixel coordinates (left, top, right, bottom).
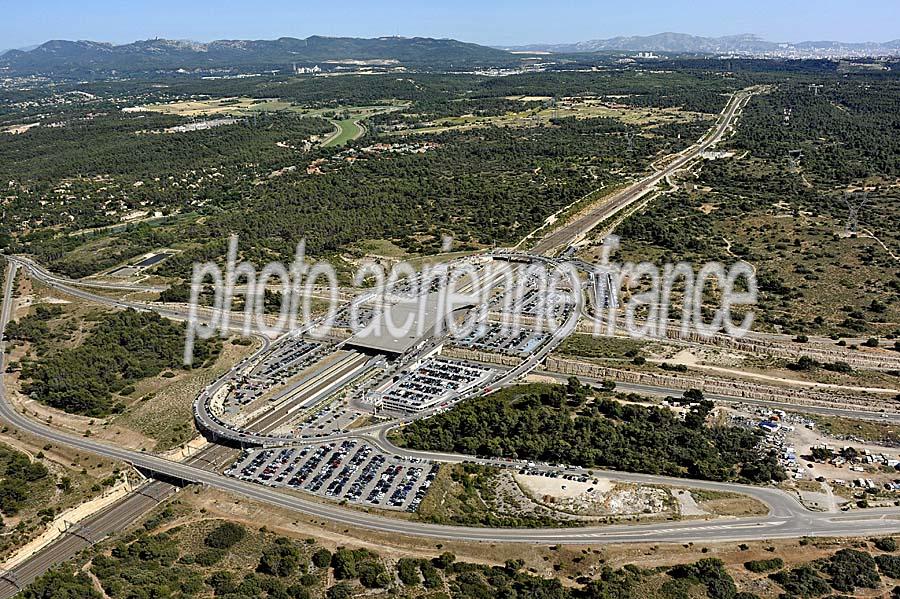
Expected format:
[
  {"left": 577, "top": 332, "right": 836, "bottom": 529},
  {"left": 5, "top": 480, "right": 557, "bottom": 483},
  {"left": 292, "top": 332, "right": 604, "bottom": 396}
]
[
  {"left": 5, "top": 260, "right": 900, "bottom": 550},
  {"left": 0, "top": 437, "right": 238, "bottom": 599},
  {"left": 1, "top": 87, "right": 899, "bottom": 592},
  {"left": 11, "top": 256, "right": 168, "bottom": 293},
  {"left": 200, "top": 351, "right": 373, "bottom": 444},
  {"left": 7, "top": 257, "right": 900, "bottom": 547},
  {"left": 9, "top": 256, "right": 270, "bottom": 339},
  {"left": 0, "top": 263, "right": 240, "bottom": 596}
]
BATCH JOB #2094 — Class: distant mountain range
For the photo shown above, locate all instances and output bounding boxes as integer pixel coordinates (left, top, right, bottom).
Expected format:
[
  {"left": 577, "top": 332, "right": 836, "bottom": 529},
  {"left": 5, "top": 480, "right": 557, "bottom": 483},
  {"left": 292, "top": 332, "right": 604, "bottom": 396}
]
[
  {"left": 0, "top": 36, "right": 513, "bottom": 74},
  {"left": 505, "top": 32, "right": 900, "bottom": 57},
  {"left": 2, "top": 32, "right": 898, "bottom": 77},
  {"left": 0, "top": 44, "right": 38, "bottom": 57}
]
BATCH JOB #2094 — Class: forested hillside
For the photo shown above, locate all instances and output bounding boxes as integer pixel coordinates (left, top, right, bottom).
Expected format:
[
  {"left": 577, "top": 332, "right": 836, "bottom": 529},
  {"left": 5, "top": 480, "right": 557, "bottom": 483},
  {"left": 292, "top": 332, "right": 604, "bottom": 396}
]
[
  {"left": 3, "top": 69, "right": 728, "bottom": 278},
  {"left": 18, "top": 309, "right": 220, "bottom": 416}
]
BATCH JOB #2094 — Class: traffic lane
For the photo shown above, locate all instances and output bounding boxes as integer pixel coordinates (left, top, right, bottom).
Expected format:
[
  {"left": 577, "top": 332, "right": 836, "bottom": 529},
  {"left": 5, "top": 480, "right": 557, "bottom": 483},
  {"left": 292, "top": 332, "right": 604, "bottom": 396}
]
[
  {"left": 11, "top": 258, "right": 269, "bottom": 337},
  {"left": 6, "top": 264, "right": 900, "bottom": 544},
  {"left": 10, "top": 256, "right": 167, "bottom": 292},
  {"left": 364, "top": 428, "right": 805, "bottom": 519},
  {"left": 0, "top": 388, "right": 849, "bottom": 546}
]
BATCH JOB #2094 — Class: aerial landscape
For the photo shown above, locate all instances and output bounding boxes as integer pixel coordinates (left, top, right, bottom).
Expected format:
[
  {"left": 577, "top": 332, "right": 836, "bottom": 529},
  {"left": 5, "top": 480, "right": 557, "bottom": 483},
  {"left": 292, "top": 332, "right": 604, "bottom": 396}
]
[{"left": 1, "top": 1, "right": 900, "bottom": 597}]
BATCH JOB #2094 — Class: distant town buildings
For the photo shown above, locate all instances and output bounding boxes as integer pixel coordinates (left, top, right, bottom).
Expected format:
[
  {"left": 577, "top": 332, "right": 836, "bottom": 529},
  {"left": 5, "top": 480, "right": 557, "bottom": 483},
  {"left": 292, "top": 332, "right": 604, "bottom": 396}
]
[{"left": 292, "top": 63, "right": 322, "bottom": 74}]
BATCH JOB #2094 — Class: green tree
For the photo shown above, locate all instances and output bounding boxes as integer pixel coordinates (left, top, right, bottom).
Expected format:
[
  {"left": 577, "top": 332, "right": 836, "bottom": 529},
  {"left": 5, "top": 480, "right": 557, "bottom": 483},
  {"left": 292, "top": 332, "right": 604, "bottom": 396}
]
[
  {"left": 326, "top": 582, "right": 354, "bottom": 599},
  {"left": 397, "top": 558, "right": 421, "bottom": 586},
  {"left": 433, "top": 552, "right": 456, "bottom": 569},
  {"left": 358, "top": 561, "right": 390, "bottom": 588},
  {"left": 331, "top": 548, "right": 358, "bottom": 580},
  {"left": 204, "top": 521, "right": 246, "bottom": 549},
  {"left": 312, "top": 548, "right": 332, "bottom": 568},
  {"left": 258, "top": 538, "right": 303, "bottom": 577}
]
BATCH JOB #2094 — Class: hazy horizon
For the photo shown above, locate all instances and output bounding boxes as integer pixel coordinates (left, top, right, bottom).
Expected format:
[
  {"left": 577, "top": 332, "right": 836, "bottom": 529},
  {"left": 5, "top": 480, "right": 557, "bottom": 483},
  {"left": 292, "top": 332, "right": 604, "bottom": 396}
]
[{"left": 3, "top": 0, "right": 898, "bottom": 51}]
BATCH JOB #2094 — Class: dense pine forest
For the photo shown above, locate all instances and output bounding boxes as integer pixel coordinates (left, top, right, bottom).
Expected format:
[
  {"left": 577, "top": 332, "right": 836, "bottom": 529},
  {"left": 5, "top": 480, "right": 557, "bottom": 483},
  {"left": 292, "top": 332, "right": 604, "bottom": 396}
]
[{"left": 396, "top": 382, "right": 785, "bottom": 483}]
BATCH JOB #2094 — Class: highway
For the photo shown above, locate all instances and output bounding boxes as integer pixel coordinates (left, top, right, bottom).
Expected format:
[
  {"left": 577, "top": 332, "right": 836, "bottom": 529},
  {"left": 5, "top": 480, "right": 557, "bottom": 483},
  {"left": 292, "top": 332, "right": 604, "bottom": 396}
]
[
  {"left": 531, "top": 88, "right": 753, "bottom": 255},
  {"left": 11, "top": 256, "right": 169, "bottom": 293},
  {"left": 9, "top": 256, "right": 273, "bottom": 341},
  {"left": 191, "top": 254, "right": 579, "bottom": 447},
  {"left": 7, "top": 259, "right": 900, "bottom": 549},
  {"left": 5, "top": 234, "right": 900, "bottom": 562},
  {"left": 2, "top": 84, "right": 900, "bottom": 593}
]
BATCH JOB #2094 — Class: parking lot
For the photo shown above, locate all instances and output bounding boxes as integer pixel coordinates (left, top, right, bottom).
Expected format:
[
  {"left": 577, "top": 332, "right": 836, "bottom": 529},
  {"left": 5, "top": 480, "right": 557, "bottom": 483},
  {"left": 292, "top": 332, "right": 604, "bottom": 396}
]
[
  {"left": 452, "top": 321, "right": 549, "bottom": 356},
  {"left": 253, "top": 340, "right": 322, "bottom": 381},
  {"left": 223, "top": 340, "right": 322, "bottom": 411},
  {"left": 493, "top": 284, "right": 575, "bottom": 322},
  {"left": 292, "top": 401, "right": 367, "bottom": 438},
  {"left": 332, "top": 307, "right": 375, "bottom": 330},
  {"left": 377, "top": 357, "right": 493, "bottom": 413},
  {"left": 226, "top": 442, "right": 439, "bottom": 512},
  {"left": 516, "top": 467, "right": 591, "bottom": 485}
]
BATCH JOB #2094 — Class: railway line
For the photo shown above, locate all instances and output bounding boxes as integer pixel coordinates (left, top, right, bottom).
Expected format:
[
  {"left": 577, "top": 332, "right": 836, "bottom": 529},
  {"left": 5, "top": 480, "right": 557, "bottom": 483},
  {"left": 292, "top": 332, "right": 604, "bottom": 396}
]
[
  {"left": 531, "top": 89, "right": 752, "bottom": 255},
  {"left": 2, "top": 84, "right": 897, "bottom": 595}
]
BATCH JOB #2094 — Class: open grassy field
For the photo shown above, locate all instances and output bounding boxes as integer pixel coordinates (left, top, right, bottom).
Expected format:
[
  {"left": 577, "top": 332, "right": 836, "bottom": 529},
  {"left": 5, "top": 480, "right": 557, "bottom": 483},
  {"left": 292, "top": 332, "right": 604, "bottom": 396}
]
[
  {"left": 134, "top": 97, "right": 402, "bottom": 147},
  {"left": 556, "top": 333, "right": 650, "bottom": 361},
  {"left": 688, "top": 489, "right": 769, "bottom": 517},
  {"left": 416, "top": 464, "right": 575, "bottom": 528},
  {"left": 131, "top": 97, "right": 303, "bottom": 117},
  {"left": 807, "top": 414, "right": 900, "bottom": 446},
  {"left": 116, "top": 337, "right": 258, "bottom": 452},
  {"left": 389, "top": 98, "right": 712, "bottom": 137},
  {"left": 346, "top": 238, "right": 410, "bottom": 259}
]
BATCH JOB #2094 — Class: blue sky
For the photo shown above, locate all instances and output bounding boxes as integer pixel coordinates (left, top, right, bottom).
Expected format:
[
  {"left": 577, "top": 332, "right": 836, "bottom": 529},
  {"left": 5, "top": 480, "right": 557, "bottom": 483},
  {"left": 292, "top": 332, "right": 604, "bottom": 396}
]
[{"left": 2, "top": 0, "right": 898, "bottom": 49}]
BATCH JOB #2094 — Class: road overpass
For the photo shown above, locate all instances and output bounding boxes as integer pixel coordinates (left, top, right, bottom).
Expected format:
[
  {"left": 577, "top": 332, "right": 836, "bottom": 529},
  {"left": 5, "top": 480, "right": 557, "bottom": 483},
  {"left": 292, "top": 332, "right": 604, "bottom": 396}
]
[{"left": 7, "top": 259, "right": 900, "bottom": 548}]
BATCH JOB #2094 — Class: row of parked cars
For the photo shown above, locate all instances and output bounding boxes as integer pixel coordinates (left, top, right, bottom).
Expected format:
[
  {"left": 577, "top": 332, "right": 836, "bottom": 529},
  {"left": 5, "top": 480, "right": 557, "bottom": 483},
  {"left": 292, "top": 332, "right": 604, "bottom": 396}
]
[
  {"left": 229, "top": 341, "right": 321, "bottom": 407},
  {"left": 226, "top": 442, "right": 438, "bottom": 511},
  {"left": 381, "top": 357, "right": 492, "bottom": 412},
  {"left": 454, "top": 321, "right": 550, "bottom": 356}
]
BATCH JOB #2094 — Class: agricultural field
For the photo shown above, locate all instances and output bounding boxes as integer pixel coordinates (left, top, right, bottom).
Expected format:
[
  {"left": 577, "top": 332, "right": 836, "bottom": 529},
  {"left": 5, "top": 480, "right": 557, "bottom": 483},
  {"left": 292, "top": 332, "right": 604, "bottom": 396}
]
[
  {"left": 130, "top": 96, "right": 304, "bottom": 116},
  {"left": 385, "top": 96, "right": 713, "bottom": 137},
  {"left": 132, "top": 96, "right": 402, "bottom": 147}
]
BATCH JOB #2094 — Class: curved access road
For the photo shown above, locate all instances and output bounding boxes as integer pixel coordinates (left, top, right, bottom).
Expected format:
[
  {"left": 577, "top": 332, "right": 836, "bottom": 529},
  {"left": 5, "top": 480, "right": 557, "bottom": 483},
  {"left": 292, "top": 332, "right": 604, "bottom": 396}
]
[
  {"left": 12, "top": 255, "right": 168, "bottom": 293},
  {"left": 6, "top": 250, "right": 900, "bottom": 546},
  {"left": 9, "top": 255, "right": 272, "bottom": 346},
  {"left": 5, "top": 261, "right": 900, "bottom": 544}
]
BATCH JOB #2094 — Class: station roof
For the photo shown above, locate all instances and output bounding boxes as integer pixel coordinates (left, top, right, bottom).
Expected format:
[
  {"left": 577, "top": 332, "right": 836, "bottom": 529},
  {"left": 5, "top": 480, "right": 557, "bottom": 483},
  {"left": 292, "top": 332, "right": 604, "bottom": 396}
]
[{"left": 345, "top": 293, "right": 442, "bottom": 357}]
